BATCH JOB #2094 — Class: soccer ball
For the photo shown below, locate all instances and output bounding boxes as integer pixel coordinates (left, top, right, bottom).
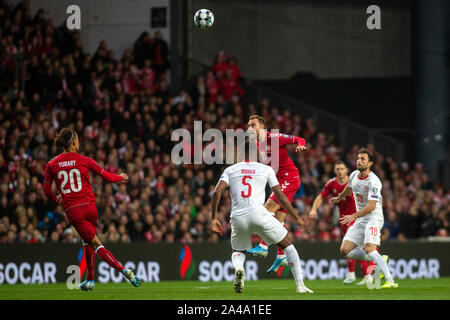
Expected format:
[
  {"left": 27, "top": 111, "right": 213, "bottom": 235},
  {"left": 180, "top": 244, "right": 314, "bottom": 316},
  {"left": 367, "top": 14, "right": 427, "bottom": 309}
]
[{"left": 194, "top": 9, "right": 214, "bottom": 29}]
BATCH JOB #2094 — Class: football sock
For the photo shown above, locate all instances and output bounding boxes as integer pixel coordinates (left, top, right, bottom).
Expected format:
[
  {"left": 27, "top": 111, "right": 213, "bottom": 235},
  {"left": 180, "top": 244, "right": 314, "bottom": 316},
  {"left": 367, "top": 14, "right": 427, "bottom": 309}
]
[
  {"left": 284, "top": 244, "right": 305, "bottom": 287},
  {"left": 347, "top": 258, "right": 356, "bottom": 273},
  {"left": 358, "top": 260, "right": 369, "bottom": 274},
  {"left": 258, "top": 239, "right": 268, "bottom": 250},
  {"left": 95, "top": 246, "right": 124, "bottom": 272},
  {"left": 347, "top": 248, "right": 371, "bottom": 261},
  {"left": 85, "top": 244, "right": 96, "bottom": 281},
  {"left": 366, "top": 261, "right": 377, "bottom": 274},
  {"left": 277, "top": 245, "right": 285, "bottom": 259},
  {"left": 368, "top": 250, "right": 394, "bottom": 283},
  {"left": 231, "top": 251, "right": 246, "bottom": 270}
]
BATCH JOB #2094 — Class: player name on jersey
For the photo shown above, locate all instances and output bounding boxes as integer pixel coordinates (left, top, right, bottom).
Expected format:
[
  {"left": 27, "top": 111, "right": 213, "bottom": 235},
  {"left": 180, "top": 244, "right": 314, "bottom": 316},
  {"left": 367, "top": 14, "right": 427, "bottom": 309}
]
[
  {"left": 241, "top": 169, "right": 256, "bottom": 174},
  {"left": 58, "top": 160, "right": 76, "bottom": 167}
]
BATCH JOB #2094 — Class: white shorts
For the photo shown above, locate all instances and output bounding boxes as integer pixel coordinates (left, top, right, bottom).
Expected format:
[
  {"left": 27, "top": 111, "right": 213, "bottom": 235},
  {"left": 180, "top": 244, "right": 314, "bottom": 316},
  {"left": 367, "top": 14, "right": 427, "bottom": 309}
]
[
  {"left": 342, "top": 217, "right": 384, "bottom": 248},
  {"left": 230, "top": 207, "right": 288, "bottom": 251}
]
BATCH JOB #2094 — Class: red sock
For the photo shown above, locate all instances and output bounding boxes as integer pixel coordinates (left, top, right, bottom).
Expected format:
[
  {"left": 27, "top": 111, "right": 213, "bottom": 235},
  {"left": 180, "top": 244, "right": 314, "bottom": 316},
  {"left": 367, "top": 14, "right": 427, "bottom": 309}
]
[
  {"left": 260, "top": 239, "right": 268, "bottom": 246},
  {"left": 347, "top": 258, "right": 356, "bottom": 272},
  {"left": 277, "top": 246, "right": 285, "bottom": 256},
  {"left": 96, "top": 246, "right": 124, "bottom": 272},
  {"left": 366, "top": 261, "right": 376, "bottom": 274},
  {"left": 85, "top": 245, "right": 96, "bottom": 281},
  {"left": 359, "top": 260, "right": 368, "bottom": 274}
]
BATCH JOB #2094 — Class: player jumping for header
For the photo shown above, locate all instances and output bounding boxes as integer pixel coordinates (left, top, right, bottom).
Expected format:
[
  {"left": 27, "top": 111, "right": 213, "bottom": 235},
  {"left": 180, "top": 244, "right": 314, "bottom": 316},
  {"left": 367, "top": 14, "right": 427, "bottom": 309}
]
[
  {"left": 211, "top": 140, "right": 312, "bottom": 294},
  {"left": 332, "top": 148, "right": 398, "bottom": 288},
  {"left": 245, "top": 115, "right": 307, "bottom": 273}
]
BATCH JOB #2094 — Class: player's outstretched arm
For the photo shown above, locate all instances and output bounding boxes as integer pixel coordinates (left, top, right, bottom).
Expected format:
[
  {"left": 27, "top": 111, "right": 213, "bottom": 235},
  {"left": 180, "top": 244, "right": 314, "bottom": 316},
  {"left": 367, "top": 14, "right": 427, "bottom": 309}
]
[
  {"left": 270, "top": 132, "right": 307, "bottom": 151},
  {"left": 86, "top": 157, "right": 126, "bottom": 183},
  {"left": 211, "top": 180, "right": 227, "bottom": 235},
  {"left": 272, "top": 185, "right": 305, "bottom": 228},
  {"left": 309, "top": 194, "right": 323, "bottom": 219}
]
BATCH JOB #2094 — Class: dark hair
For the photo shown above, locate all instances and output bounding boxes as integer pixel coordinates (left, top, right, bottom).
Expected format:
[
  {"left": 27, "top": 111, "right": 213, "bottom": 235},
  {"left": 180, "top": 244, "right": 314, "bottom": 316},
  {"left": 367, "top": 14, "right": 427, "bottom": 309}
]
[
  {"left": 54, "top": 128, "right": 77, "bottom": 150},
  {"left": 249, "top": 115, "right": 265, "bottom": 126},
  {"left": 334, "top": 160, "right": 347, "bottom": 168},
  {"left": 358, "top": 147, "right": 374, "bottom": 162}
]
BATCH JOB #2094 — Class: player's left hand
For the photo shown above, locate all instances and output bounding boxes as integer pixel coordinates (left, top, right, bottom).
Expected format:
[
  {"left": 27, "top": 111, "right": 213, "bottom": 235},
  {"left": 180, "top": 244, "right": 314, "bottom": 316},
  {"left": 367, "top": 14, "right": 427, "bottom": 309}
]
[
  {"left": 340, "top": 214, "right": 356, "bottom": 225},
  {"left": 56, "top": 194, "right": 63, "bottom": 204},
  {"left": 295, "top": 146, "right": 307, "bottom": 152},
  {"left": 212, "top": 218, "right": 225, "bottom": 236}
]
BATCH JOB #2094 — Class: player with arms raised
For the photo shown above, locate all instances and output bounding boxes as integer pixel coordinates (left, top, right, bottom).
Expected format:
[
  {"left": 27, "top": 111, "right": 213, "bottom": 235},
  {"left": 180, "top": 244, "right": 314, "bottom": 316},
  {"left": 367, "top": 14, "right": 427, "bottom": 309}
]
[
  {"left": 332, "top": 148, "right": 398, "bottom": 288},
  {"left": 309, "top": 161, "right": 375, "bottom": 285},
  {"left": 44, "top": 128, "right": 142, "bottom": 290},
  {"left": 246, "top": 115, "right": 307, "bottom": 273},
  {"left": 211, "top": 141, "right": 312, "bottom": 294}
]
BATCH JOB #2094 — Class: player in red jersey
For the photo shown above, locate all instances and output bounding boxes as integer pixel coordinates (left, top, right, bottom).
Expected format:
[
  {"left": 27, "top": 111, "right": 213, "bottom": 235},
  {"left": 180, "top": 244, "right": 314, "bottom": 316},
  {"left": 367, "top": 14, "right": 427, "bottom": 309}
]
[
  {"left": 43, "top": 128, "right": 142, "bottom": 290},
  {"left": 309, "top": 161, "right": 375, "bottom": 285},
  {"left": 246, "top": 115, "right": 307, "bottom": 272}
]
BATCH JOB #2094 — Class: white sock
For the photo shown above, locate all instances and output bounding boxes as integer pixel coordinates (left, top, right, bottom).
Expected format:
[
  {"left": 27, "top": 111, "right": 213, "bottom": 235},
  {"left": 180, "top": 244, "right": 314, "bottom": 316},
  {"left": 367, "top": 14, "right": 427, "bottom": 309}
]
[
  {"left": 347, "top": 248, "right": 370, "bottom": 261},
  {"left": 231, "top": 251, "right": 246, "bottom": 271},
  {"left": 368, "top": 251, "right": 394, "bottom": 283},
  {"left": 284, "top": 244, "right": 305, "bottom": 287}
]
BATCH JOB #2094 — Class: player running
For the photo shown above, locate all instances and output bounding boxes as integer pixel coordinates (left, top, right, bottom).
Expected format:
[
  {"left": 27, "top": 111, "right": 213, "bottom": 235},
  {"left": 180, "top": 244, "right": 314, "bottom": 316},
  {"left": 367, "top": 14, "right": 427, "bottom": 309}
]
[
  {"left": 332, "top": 148, "right": 398, "bottom": 288},
  {"left": 211, "top": 141, "right": 312, "bottom": 294},
  {"left": 245, "top": 115, "right": 307, "bottom": 273},
  {"left": 309, "top": 161, "right": 375, "bottom": 285},
  {"left": 44, "top": 128, "right": 142, "bottom": 290}
]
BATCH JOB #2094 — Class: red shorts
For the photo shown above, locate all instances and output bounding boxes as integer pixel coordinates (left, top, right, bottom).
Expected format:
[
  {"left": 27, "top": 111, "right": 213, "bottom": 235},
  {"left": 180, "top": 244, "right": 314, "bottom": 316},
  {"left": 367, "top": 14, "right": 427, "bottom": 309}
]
[
  {"left": 340, "top": 218, "right": 356, "bottom": 235},
  {"left": 65, "top": 201, "right": 98, "bottom": 243},
  {"left": 268, "top": 174, "right": 301, "bottom": 213}
]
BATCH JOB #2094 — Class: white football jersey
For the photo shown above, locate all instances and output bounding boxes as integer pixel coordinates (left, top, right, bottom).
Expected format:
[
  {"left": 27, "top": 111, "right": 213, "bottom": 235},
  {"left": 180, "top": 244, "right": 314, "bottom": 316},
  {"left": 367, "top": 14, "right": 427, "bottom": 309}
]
[
  {"left": 220, "top": 161, "right": 280, "bottom": 217},
  {"left": 348, "top": 170, "right": 383, "bottom": 221}
]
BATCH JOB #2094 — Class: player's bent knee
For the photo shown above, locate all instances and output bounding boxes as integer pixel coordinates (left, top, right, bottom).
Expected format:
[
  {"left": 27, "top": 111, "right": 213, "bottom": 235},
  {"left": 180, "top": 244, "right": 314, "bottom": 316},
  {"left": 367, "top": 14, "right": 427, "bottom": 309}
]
[
  {"left": 364, "top": 244, "right": 377, "bottom": 254},
  {"left": 340, "top": 246, "right": 348, "bottom": 256},
  {"left": 90, "top": 235, "right": 102, "bottom": 250},
  {"left": 340, "top": 242, "right": 353, "bottom": 256},
  {"left": 277, "top": 236, "right": 292, "bottom": 250}
]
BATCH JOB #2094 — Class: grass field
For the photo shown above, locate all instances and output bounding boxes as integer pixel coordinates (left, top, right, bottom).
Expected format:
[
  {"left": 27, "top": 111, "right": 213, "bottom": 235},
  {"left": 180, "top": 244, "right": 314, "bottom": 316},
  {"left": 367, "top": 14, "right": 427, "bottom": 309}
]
[{"left": 0, "top": 278, "right": 449, "bottom": 300}]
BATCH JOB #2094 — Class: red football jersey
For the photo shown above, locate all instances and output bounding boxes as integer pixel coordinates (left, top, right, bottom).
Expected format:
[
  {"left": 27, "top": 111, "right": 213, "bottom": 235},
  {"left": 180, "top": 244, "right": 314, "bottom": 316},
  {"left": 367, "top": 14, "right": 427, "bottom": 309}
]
[
  {"left": 44, "top": 152, "right": 123, "bottom": 212},
  {"left": 321, "top": 177, "right": 356, "bottom": 216},
  {"left": 257, "top": 131, "right": 305, "bottom": 180}
]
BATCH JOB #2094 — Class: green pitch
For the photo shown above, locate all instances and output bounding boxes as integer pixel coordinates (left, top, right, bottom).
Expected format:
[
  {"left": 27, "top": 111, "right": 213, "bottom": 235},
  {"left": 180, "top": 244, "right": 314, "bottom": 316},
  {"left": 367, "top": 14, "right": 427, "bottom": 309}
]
[{"left": 1, "top": 278, "right": 449, "bottom": 300}]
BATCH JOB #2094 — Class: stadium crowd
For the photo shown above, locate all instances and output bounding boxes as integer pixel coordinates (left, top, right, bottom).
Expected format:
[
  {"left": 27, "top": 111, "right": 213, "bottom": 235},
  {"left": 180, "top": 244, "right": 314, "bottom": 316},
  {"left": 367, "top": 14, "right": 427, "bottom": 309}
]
[{"left": 0, "top": 1, "right": 449, "bottom": 245}]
